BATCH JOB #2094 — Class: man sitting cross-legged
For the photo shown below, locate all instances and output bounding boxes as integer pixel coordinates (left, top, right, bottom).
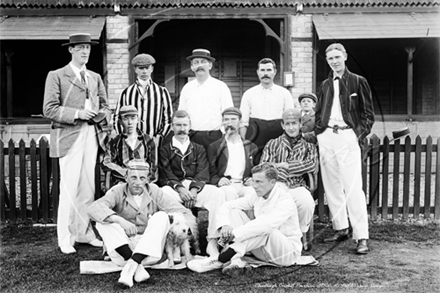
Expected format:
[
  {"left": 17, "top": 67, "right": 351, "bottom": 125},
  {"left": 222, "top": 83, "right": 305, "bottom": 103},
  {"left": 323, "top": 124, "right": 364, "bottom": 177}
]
[
  {"left": 158, "top": 110, "right": 226, "bottom": 257},
  {"left": 102, "top": 105, "right": 156, "bottom": 184},
  {"left": 260, "top": 108, "right": 317, "bottom": 250},
  {"left": 187, "top": 163, "right": 302, "bottom": 276},
  {"left": 87, "top": 159, "right": 189, "bottom": 288},
  {"left": 207, "top": 107, "right": 258, "bottom": 201}
]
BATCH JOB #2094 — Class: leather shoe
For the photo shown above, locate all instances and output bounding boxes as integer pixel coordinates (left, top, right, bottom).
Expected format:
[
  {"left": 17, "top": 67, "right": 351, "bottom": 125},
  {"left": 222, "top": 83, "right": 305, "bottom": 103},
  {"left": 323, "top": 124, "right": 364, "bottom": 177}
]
[
  {"left": 356, "top": 239, "right": 369, "bottom": 254},
  {"left": 323, "top": 229, "right": 349, "bottom": 243}
]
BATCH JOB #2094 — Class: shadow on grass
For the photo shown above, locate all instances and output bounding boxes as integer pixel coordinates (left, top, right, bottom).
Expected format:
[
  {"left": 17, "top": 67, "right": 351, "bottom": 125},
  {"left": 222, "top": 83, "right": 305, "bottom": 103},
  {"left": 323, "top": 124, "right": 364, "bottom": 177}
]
[{"left": 1, "top": 220, "right": 439, "bottom": 293}]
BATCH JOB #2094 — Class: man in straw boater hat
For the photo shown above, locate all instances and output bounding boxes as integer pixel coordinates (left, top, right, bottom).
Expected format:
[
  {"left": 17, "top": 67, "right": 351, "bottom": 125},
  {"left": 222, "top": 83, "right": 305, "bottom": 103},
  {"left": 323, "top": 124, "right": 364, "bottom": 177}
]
[
  {"left": 315, "top": 43, "right": 374, "bottom": 254},
  {"left": 43, "top": 33, "right": 111, "bottom": 254},
  {"left": 178, "top": 48, "right": 234, "bottom": 150},
  {"left": 87, "top": 159, "right": 189, "bottom": 288}
]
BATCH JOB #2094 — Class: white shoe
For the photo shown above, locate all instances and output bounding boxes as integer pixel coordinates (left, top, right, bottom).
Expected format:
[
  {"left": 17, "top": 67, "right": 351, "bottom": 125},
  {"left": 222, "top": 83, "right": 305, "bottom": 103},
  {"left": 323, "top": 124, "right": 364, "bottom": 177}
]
[
  {"left": 134, "top": 265, "right": 150, "bottom": 283},
  {"left": 60, "top": 245, "right": 76, "bottom": 254},
  {"left": 87, "top": 239, "right": 103, "bottom": 247},
  {"left": 206, "top": 239, "right": 220, "bottom": 257},
  {"left": 187, "top": 257, "right": 223, "bottom": 273},
  {"left": 118, "top": 259, "right": 138, "bottom": 288}
]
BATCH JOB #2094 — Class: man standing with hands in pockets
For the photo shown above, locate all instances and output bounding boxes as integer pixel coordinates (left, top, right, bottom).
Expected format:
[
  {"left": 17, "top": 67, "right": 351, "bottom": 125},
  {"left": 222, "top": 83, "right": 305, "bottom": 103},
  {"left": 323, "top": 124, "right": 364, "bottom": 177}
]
[{"left": 315, "top": 43, "right": 374, "bottom": 254}]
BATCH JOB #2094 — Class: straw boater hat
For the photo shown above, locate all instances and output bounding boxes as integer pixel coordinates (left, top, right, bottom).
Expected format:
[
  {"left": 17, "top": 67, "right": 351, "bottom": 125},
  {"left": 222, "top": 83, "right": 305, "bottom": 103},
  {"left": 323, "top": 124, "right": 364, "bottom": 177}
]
[
  {"left": 186, "top": 49, "right": 216, "bottom": 62},
  {"left": 62, "top": 33, "right": 99, "bottom": 47}
]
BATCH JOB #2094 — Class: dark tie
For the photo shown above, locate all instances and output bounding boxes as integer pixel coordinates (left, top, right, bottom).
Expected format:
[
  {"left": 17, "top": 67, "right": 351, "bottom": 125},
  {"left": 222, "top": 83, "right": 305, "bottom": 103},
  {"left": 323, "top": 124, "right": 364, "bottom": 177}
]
[{"left": 80, "top": 71, "right": 89, "bottom": 99}]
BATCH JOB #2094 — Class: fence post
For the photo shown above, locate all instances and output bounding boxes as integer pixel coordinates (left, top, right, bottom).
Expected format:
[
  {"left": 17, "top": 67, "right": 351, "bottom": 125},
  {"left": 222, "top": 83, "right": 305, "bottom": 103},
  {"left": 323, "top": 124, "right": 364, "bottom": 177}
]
[
  {"left": 8, "top": 139, "right": 16, "bottom": 224},
  {"left": 369, "top": 135, "right": 380, "bottom": 219},
  {"left": 19, "top": 139, "right": 27, "bottom": 221},
  {"left": 402, "top": 136, "right": 411, "bottom": 220},
  {"left": 392, "top": 139, "right": 401, "bottom": 220},
  {"left": 40, "top": 138, "right": 49, "bottom": 223},
  {"left": 30, "top": 139, "right": 39, "bottom": 222},
  {"left": 381, "top": 136, "right": 390, "bottom": 220},
  {"left": 413, "top": 136, "right": 422, "bottom": 219},
  {"left": 424, "top": 136, "right": 432, "bottom": 219},
  {"left": 52, "top": 158, "right": 60, "bottom": 224},
  {"left": 0, "top": 139, "right": 5, "bottom": 223},
  {"left": 434, "top": 137, "right": 440, "bottom": 220}
]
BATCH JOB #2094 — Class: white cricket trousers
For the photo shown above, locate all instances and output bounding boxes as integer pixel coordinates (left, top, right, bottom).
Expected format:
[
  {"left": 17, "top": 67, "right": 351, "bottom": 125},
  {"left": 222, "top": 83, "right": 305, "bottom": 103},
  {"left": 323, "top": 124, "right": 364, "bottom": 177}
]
[
  {"left": 162, "top": 180, "right": 225, "bottom": 238},
  {"left": 58, "top": 123, "right": 98, "bottom": 247},
  {"left": 317, "top": 128, "right": 369, "bottom": 240},
  {"left": 96, "top": 211, "right": 170, "bottom": 266},
  {"left": 228, "top": 210, "right": 301, "bottom": 266},
  {"left": 277, "top": 183, "right": 315, "bottom": 233}
]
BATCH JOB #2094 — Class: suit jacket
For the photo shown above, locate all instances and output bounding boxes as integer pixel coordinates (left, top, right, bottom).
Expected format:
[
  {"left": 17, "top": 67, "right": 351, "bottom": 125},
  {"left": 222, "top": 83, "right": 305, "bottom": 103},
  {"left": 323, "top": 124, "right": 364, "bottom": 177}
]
[
  {"left": 315, "top": 68, "right": 374, "bottom": 141},
  {"left": 158, "top": 140, "right": 209, "bottom": 191},
  {"left": 43, "top": 64, "right": 111, "bottom": 158},
  {"left": 300, "top": 110, "right": 315, "bottom": 134},
  {"left": 87, "top": 183, "right": 188, "bottom": 235},
  {"left": 207, "top": 136, "right": 258, "bottom": 185}
]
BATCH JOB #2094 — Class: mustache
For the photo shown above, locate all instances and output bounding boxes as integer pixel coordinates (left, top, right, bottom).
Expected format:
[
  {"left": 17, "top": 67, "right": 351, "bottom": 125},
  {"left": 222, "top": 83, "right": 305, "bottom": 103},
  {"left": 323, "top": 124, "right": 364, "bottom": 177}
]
[
  {"left": 261, "top": 75, "right": 271, "bottom": 79},
  {"left": 176, "top": 130, "right": 188, "bottom": 135},
  {"left": 225, "top": 125, "right": 236, "bottom": 131}
]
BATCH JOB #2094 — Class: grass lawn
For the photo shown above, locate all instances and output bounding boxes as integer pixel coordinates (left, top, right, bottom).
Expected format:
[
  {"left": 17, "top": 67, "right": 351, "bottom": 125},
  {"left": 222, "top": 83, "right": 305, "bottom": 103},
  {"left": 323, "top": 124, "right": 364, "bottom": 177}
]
[{"left": 1, "top": 219, "right": 439, "bottom": 293}]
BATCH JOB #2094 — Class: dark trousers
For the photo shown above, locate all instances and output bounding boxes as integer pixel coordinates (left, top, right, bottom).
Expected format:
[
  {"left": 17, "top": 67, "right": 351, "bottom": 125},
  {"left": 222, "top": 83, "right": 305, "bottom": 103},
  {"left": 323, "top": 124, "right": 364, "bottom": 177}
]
[
  {"left": 190, "top": 130, "right": 223, "bottom": 151},
  {"left": 245, "top": 118, "right": 283, "bottom": 163}
]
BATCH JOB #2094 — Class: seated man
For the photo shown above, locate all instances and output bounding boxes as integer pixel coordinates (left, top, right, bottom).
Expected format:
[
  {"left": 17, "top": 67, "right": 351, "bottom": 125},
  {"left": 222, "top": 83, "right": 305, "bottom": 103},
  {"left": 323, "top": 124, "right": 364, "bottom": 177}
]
[
  {"left": 158, "top": 110, "right": 226, "bottom": 257},
  {"left": 207, "top": 107, "right": 258, "bottom": 201},
  {"left": 102, "top": 105, "right": 156, "bottom": 183},
  {"left": 187, "top": 163, "right": 302, "bottom": 276},
  {"left": 87, "top": 159, "right": 189, "bottom": 288},
  {"left": 260, "top": 108, "right": 317, "bottom": 250}
]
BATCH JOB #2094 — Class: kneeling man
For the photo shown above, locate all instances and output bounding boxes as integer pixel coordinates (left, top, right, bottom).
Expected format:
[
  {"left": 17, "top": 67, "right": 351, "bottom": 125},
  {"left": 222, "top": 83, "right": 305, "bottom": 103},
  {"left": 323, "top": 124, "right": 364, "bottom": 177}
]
[
  {"left": 187, "top": 163, "right": 302, "bottom": 276},
  {"left": 87, "top": 159, "right": 188, "bottom": 288}
]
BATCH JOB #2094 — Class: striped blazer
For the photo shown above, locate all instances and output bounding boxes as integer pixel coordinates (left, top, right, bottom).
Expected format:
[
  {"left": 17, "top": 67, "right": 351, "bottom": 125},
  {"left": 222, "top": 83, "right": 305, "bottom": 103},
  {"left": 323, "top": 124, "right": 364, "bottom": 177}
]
[
  {"left": 114, "top": 80, "right": 173, "bottom": 140},
  {"left": 260, "top": 134, "right": 318, "bottom": 189},
  {"left": 315, "top": 68, "right": 375, "bottom": 141}
]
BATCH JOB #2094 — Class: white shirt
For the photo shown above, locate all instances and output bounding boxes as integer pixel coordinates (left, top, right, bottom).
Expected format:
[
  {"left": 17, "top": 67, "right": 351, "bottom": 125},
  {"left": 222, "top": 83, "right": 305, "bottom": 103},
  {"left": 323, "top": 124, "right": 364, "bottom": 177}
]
[
  {"left": 329, "top": 76, "right": 348, "bottom": 127},
  {"left": 178, "top": 76, "right": 233, "bottom": 131},
  {"left": 69, "top": 62, "right": 92, "bottom": 114},
  {"left": 172, "top": 137, "right": 190, "bottom": 155},
  {"left": 240, "top": 84, "right": 294, "bottom": 126},
  {"left": 224, "top": 137, "right": 246, "bottom": 180},
  {"left": 216, "top": 184, "right": 302, "bottom": 253}
]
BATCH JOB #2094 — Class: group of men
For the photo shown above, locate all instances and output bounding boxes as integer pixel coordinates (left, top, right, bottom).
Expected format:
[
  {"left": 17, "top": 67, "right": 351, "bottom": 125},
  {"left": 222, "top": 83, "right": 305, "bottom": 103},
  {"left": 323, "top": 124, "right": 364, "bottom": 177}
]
[{"left": 43, "top": 33, "right": 374, "bottom": 288}]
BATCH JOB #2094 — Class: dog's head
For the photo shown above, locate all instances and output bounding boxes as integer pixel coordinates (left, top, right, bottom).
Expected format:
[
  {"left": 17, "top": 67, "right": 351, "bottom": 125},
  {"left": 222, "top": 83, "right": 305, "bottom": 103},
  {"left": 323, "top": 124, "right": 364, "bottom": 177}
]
[{"left": 168, "top": 213, "right": 193, "bottom": 240}]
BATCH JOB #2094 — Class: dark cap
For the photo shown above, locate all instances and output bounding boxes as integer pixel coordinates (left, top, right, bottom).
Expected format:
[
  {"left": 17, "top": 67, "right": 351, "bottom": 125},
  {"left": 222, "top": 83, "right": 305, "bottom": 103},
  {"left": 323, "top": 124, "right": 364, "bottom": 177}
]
[
  {"left": 282, "top": 108, "right": 302, "bottom": 122},
  {"left": 298, "top": 93, "right": 317, "bottom": 104},
  {"left": 119, "top": 105, "right": 138, "bottom": 117},
  {"left": 132, "top": 54, "right": 156, "bottom": 67},
  {"left": 127, "top": 159, "right": 150, "bottom": 171},
  {"left": 186, "top": 49, "right": 216, "bottom": 62},
  {"left": 62, "top": 33, "right": 99, "bottom": 47},
  {"left": 222, "top": 107, "right": 242, "bottom": 119}
]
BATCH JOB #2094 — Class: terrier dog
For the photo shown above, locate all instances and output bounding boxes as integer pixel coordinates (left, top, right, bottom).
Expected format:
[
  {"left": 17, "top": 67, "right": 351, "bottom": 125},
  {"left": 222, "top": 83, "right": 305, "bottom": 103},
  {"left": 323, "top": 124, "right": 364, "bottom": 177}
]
[{"left": 165, "top": 212, "right": 200, "bottom": 267}]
